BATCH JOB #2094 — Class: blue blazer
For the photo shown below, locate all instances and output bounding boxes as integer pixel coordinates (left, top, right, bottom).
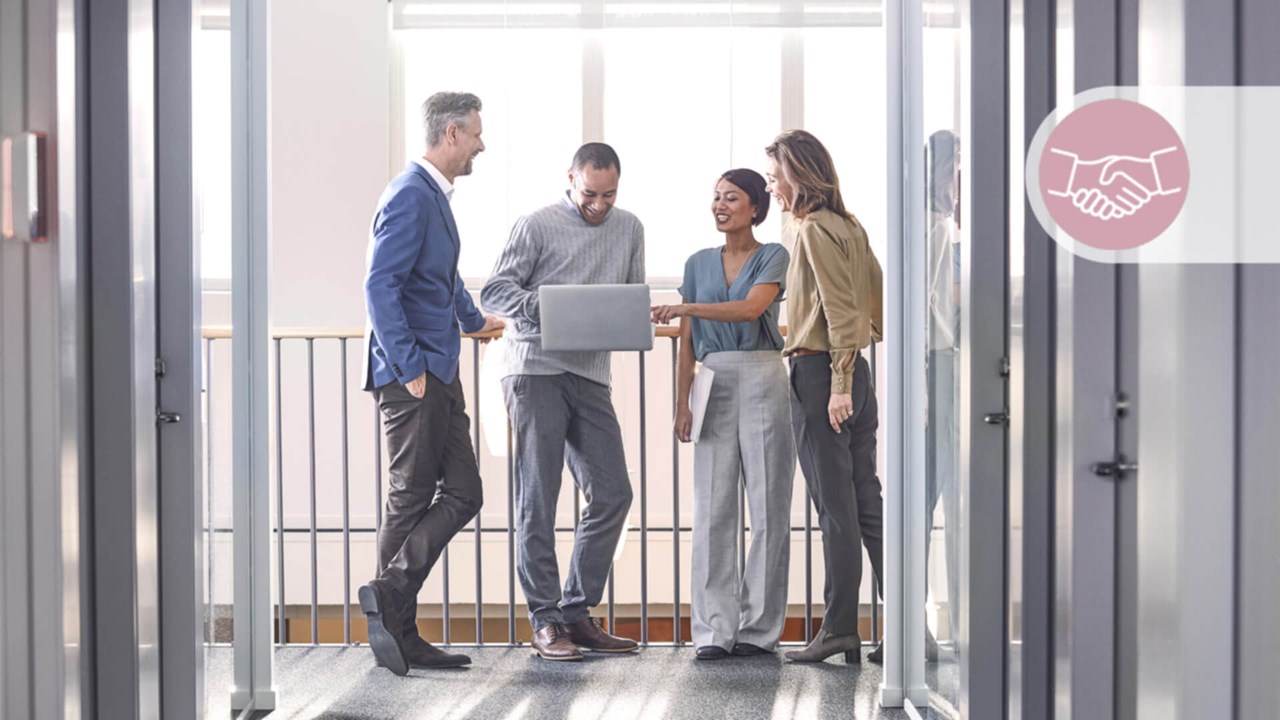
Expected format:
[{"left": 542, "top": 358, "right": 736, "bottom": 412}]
[{"left": 363, "top": 163, "right": 485, "bottom": 391}]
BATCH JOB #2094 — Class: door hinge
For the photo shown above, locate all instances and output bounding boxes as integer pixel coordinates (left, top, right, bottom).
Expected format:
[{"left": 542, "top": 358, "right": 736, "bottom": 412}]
[
  {"left": 155, "top": 357, "right": 166, "bottom": 378},
  {"left": 1091, "top": 454, "right": 1138, "bottom": 480},
  {"left": 999, "top": 356, "right": 1010, "bottom": 378}
]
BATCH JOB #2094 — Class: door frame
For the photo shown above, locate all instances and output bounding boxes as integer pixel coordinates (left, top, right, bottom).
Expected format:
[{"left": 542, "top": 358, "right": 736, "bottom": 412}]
[
  {"left": 86, "top": 0, "right": 165, "bottom": 716},
  {"left": 156, "top": 0, "right": 204, "bottom": 716},
  {"left": 958, "top": 0, "right": 1011, "bottom": 718},
  {"left": 229, "top": 0, "right": 276, "bottom": 712},
  {"left": 883, "top": 0, "right": 929, "bottom": 709}
]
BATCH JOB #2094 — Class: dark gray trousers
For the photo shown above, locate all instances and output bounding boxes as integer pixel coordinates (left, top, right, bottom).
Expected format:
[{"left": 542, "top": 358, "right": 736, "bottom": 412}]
[
  {"left": 374, "top": 374, "right": 483, "bottom": 600},
  {"left": 502, "top": 372, "right": 633, "bottom": 631},
  {"left": 789, "top": 352, "right": 885, "bottom": 637}
]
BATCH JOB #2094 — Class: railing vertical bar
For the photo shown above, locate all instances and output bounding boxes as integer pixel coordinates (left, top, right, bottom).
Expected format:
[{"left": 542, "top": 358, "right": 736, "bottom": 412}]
[
  {"left": 804, "top": 491, "right": 813, "bottom": 643},
  {"left": 670, "top": 338, "right": 681, "bottom": 645},
  {"left": 638, "top": 351, "right": 648, "bottom": 645},
  {"left": 507, "top": 421, "right": 516, "bottom": 645},
  {"left": 739, "top": 478, "right": 747, "bottom": 586},
  {"left": 374, "top": 404, "right": 383, "bottom": 574},
  {"left": 607, "top": 567, "right": 615, "bottom": 633},
  {"left": 573, "top": 482, "right": 581, "bottom": 531},
  {"left": 340, "top": 338, "right": 352, "bottom": 645},
  {"left": 205, "top": 339, "right": 216, "bottom": 643},
  {"left": 472, "top": 340, "right": 483, "bottom": 644},
  {"left": 878, "top": 581, "right": 884, "bottom": 643},
  {"left": 871, "top": 575, "right": 880, "bottom": 645},
  {"left": 274, "top": 338, "right": 286, "bottom": 645},
  {"left": 442, "top": 542, "right": 451, "bottom": 645},
  {"left": 307, "top": 338, "right": 319, "bottom": 645}
]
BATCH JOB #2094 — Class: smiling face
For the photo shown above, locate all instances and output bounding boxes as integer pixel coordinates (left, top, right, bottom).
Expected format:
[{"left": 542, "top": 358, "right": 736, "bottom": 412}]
[
  {"left": 450, "top": 109, "right": 485, "bottom": 177},
  {"left": 764, "top": 156, "right": 794, "bottom": 214},
  {"left": 711, "top": 178, "right": 757, "bottom": 234},
  {"left": 568, "top": 163, "right": 620, "bottom": 225}
]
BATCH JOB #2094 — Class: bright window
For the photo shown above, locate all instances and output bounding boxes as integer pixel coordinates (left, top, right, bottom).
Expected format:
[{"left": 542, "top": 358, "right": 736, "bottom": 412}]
[
  {"left": 601, "top": 27, "right": 786, "bottom": 279},
  {"left": 399, "top": 29, "right": 583, "bottom": 280},
  {"left": 393, "top": 2, "right": 961, "bottom": 284},
  {"left": 194, "top": 24, "right": 232, "bottom": 281}
]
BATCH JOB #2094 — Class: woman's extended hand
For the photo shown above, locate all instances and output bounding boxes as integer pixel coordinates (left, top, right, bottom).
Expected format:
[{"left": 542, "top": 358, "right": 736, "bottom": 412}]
[
  {"left": 674, "top": 406, "right": 694, "bottom": 443},
  {"left": 650, "top": 304, "right": 686, "bottom": 324},
  {"left": 828, "top": 392, "right": 854, "bottom": 433}
]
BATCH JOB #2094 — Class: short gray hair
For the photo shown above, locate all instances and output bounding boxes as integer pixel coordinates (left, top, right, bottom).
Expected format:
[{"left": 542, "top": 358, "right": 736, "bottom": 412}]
[{"left": 422, "top": 92, "right": 482, "bottom": 148}]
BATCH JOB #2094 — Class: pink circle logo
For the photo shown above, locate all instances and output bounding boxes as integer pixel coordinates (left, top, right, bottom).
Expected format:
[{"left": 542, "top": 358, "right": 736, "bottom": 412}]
[{"left": 1038, "top": 99, "right": 1190, "bottom": 251}]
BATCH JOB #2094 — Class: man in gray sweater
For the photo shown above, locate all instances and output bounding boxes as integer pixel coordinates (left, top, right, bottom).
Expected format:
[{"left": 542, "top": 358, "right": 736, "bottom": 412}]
[{"left": 482, "top": 143, "right": 644, "bottom": 661}]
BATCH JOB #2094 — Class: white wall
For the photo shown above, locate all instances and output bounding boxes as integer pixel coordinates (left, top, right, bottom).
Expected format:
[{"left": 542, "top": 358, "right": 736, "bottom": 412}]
[{"left": 269, "top": 0, "right": 390, "bottom": 330}]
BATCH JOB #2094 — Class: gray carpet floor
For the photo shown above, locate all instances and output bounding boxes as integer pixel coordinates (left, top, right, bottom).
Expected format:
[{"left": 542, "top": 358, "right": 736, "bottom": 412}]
[{"left": 204, "top": 645, "right": 928, "bottom": 719}]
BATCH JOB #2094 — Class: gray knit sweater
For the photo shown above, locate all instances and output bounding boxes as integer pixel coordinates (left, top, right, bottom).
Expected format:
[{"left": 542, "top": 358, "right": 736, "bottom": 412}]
[{"left": 481, "top": 193, "right": 645, "bottom": 386}]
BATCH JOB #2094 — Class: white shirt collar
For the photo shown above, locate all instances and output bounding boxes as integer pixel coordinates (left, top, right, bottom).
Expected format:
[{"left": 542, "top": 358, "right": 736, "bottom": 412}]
[{"left": 413, "top": 157, "right": 454, "bottom": 202}]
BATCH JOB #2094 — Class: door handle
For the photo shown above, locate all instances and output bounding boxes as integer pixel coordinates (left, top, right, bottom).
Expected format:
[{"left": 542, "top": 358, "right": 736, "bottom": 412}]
[
  {"left": 1091, "top": 455, "right": 1138, "bottom": 479},
  {"left": 983, "top": 410, "right": 1009, "bottom": 426},
  {"left": 156, "top": 410, "right": 181, "bottom": 424}
]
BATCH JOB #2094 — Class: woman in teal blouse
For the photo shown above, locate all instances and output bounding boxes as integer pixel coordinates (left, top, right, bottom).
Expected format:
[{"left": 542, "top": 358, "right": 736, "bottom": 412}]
[{"left": 652, "top": 168, "right": 796, "bottom": 660}]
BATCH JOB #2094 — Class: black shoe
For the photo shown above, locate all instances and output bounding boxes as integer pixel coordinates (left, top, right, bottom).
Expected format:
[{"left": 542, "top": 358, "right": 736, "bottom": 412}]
[
  {"left": 731, "top": 643, "right": 772, "bottom": 657},
  {"left": 867, "top": 641, "right": 884, "bottom": 664},
  {"left": 358, "top": 579, "right": 410, "bottom": 676},
  {"left": 696, "top": 646, "right": 730, "bottom": 660},
  {"left": 404, "top": 636, "right": 471, "bottom": 669}
]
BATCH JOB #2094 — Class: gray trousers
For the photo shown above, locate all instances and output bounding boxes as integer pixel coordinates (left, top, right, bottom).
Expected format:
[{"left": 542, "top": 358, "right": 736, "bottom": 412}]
[
  {"left": 789, "top": 352, "right": 884, "bottom": 637},
  {"left": 691, "top": 352, "right": 795, "bottom": 651},
  {"left": 502, "top": 372, "right": 633, "bottom": 631},
  {"left": 374, "top": 374, "right": 483, "bottom": 600}
]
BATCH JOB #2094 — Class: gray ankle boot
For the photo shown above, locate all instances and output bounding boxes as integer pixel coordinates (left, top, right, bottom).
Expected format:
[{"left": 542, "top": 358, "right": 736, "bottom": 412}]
[{"left": 784, "top": 627, "right": 862, "bottom": 664}]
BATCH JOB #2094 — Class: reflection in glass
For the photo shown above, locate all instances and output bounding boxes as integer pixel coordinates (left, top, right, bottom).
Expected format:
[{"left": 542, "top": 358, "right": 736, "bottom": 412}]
[
  {"left": 923, "top": 20, "right": 963, "bottom": 719},
  {"left": 924, "top": 129, "right": 962, "bottom": 718}
]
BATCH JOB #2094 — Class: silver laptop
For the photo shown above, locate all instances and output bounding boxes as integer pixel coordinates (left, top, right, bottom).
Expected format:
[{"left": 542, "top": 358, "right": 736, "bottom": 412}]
[{"left": 539, "top": 284, "right": 653, "bottom": 352}]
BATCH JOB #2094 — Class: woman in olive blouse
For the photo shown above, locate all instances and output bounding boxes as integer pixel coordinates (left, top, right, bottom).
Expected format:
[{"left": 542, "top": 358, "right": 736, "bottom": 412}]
[{"left": 764, "top": 130, "right": 885, "bottom": 664}]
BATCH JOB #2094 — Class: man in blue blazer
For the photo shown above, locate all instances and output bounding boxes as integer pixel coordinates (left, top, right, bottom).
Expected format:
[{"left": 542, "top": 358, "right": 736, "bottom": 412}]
[{"left": 359, "top": 92, "right": 502, "bottom": 675}]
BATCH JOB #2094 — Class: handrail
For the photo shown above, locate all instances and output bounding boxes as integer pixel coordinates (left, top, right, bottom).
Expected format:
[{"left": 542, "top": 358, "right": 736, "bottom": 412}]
[
  {"left": 200, "top": 322, "right": 872, "bottom": 649},
  {"left": 201, "top": 325, "right": 784, "bottom": 341}
]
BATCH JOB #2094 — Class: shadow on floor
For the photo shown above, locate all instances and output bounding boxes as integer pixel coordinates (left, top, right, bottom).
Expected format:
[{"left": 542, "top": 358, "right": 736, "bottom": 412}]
[{"left": 204, "top": 645, "right": 914, "bottom": 719}]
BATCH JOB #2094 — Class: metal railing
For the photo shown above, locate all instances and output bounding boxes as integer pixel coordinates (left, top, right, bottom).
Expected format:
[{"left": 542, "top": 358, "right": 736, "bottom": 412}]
[{"left": 201, "top": 326, "right": 883, "bottom": 648}]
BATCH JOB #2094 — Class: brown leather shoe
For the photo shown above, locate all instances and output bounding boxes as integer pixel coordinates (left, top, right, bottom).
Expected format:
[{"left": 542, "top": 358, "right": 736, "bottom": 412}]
[
  {"left": 358, "top": 579, "right": 411, "bottom": 676},
  {"left": 531, "top": 623, "right": 583, "bottom": 661},
  {"left": 404, "top": 636, "right": 471, "bottom": 668},
  {"left": 564, "top": 617, "right": 639, "bottom": 653},
  {"left": 784, "top": 627, "right": 862, "bottom": 664}
]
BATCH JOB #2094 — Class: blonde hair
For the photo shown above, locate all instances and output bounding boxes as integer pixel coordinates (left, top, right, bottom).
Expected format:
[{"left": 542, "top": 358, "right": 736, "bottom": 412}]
[{"left": 764, "top": 130, "right": 853, "bottom": 221}]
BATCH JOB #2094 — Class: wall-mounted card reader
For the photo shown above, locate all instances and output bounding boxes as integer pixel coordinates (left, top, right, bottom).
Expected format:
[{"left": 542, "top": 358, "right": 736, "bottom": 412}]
[{"left": 2, "top": 132, "right": 47, "bottom": 244}]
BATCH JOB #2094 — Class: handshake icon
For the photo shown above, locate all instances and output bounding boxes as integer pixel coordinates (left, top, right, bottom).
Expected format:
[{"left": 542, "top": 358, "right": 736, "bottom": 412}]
[{"left": 1045, "top": 146, "right": 1183, "bottom": 221}]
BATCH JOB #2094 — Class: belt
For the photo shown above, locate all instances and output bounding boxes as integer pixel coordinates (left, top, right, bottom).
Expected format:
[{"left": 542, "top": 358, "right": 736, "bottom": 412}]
[{"left": 789, "top": 348, "right": 826, "bottom": 357}]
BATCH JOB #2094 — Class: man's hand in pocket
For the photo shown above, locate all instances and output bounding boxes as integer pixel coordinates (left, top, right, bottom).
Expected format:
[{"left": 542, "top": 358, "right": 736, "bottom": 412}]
[{"left": 406, "top": 373, "right": 427, "bottom": 399}]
